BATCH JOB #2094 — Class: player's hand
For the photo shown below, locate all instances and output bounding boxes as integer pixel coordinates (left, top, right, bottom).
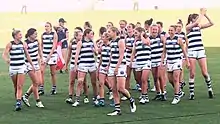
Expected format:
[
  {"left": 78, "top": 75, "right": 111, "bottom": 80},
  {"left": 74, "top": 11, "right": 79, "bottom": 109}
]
[
  {"left": 31, "top": 65, "right": 35, "bottom": 72},
  {"left": 114, "top": 67, "right": 119, "bottom": 75},
  {"left": 6, "top": 59, "right": 10, "bottom": 64},
  {"left": 40, "top": 59, "right": 45, "bottom": 65},
  {"left": 200, "top": 8, "right": 207, "bottom": 15},
  {"left": 186, "top": 59, "right": 190, "bottom": 69},
  {"left": 159, "top": 61, "right": 164, "bottom": 68},
  {"left": 74, "top": 65, "right": 78, "bottom": 72},
  {"left": 46, "top": 57, "right": 50, "bottom": 63},
  {"left": 65, "top": 65, "right": 68, "bottom": 73}
]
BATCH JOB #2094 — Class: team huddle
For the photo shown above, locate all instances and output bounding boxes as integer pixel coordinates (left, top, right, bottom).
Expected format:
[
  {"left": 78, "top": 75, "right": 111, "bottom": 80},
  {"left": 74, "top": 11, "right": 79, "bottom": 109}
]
[{"left": 2, "top": 8, "right": 215, "bottom": 116}]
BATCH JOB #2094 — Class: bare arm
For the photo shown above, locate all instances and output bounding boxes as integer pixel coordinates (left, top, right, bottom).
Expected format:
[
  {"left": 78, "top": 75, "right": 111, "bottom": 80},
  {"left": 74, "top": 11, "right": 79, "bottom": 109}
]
[
  {"left": 184, "top": 35, "right": 189, "bottom": 52},
  {"left": 40, "top": 34, "right": 44, "bottom": 58},
  {"left": 107, "top": 52, "right": 112, "bottom": 68},
  {"left": 65, "top": 29, "right": 69, "bottom": 41},
  {"left": 37, "top": 39, "right": 43, "bottom": 61},
  {"left": 200, "top": 14, "right": 214, "bottom": 29},
  {"left": 47, "top": 32, "right": 58, "bottom": 59},
  {"left": 116, "top": 39, "right": 125, "bottom": 68},
  {"left": 98, "top": 54, "right": 102, "bottom": 69},
  {"left": 66, "top": 42, "right": 72, "bottom": 68},
  {"left": 97, "top": 42, "right": 103, "bottom": 54},
  {"left": 74, "top": 41, "right": 82, "bottom": 67},
  {"left": 93, "top": 40, "right": 99, "bottom": 56},
  {"left": 161, "top": 39, "right": 167, "bottom": 63},
  {"left": 2, "top": 43, "right": 11, "bottom": 64},
  {"left": 178, "top": 38, "right": 188, "bottom": 62},
  {"left": 130, "top": 43, "right": 136, "bottom": 63},
  {"left": 160, "top": 35, "right": 166, "bottom": 44},
  {"left": 125, "top": 37, "right": 133, "bottom": 50}
]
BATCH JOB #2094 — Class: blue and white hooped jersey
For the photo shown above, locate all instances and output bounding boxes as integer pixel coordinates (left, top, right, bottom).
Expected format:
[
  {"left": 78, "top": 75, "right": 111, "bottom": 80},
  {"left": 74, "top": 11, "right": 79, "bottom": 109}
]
[
  {"left": 100, "top": 43, "right": 111, "bottom": 68},
  {"left": 9, "top": 41, "right": 25, "bottom": 69},
  {"left": 187, "top": 26, "right": 204, "bottom": 51},
  {"left": 96, "top": 40, "right": 103, "bottom": 65},
  {"left": 25, "top": 39, "right": 39, "bottom": 65},
  {"left": 150, "top": 35, "right": 163, "bottom": 63},
  {"left": 166, "top": 36, "right": 182, "bottom": 63},
  {"left": 78, "top": 39, "right": 96, "bottom": 67},
  {"left": 109, "top": 38, "right": 126, "bottom": 68},
  {"left": 135, "top": 39, "right": 151, "bottom": 66},
  {"left": 70, "top": 40, "right": 78, "bottom": 67},
  {"left": 175, "top": 32, "right": 186, "bottom": 43},
  {"left": 125, "top": 35, "right": 135, "bottom": 63},
  {"left": 42, "top": 32, "right": 57, "bottom": 58}
]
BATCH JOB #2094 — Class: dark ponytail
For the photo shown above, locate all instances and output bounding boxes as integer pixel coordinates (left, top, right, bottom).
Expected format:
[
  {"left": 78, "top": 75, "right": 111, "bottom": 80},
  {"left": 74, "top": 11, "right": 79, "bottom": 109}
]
[
  {"left": 25, "top": 28, "right": 37, "bottom": 39},
  {"left": 186, "top": 13, "right": 199, "bottom": 25},
  {"left": 177, "top": 19, "right": 183, "bottom": 26},
  {"left": 84, "top": 21, "right": 92, "bottom": 29},
  {"left": 145, "top": 18, "right": 153, "bottom": 26},
  {"left": 186, "top": 14, "right": 192, "bottom": 25},
  {"left": 149, "top": 18, "right": 153, "bottom": 24}
]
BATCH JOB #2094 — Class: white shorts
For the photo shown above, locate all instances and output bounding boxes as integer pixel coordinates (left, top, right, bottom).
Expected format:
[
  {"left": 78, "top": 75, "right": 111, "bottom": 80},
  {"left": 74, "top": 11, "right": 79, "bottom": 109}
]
[
  {"left": 151, "top": 61, "right": 166, "bottom": 68},
  {"left": 26, "top": 63, "right": 40, "bottom": 72},
  {"left": 188, "top": 50, "right": 206, "bottom": 59},
  {"left": 99, "top": 66, "right": 108, "bottom": 75},
  {"left": 127, "top": 61, "right": 138, "bottom": 69},
  {"left": 135, "top": 61, "right": 151, "bottom": 71},
  {"left": 78, "top": 64, "right": 96, "bottom": 73},
  {"left": 70, "top": 64, "right": 75, "bottom": 71},
  {"left": 43, "top": 55, "right": 57, "bottom": 65},
  {"left": 108, "top": 65, "right": 127, "bottom": 77},
  {"left": 9, "top": 65, "right": 26, "bottom": 77},
  {"left": 126, "top": 61, "right": 131, "bottom": 66},
  {"left": 167, "top": 60, "right": 182, "bottom": 72},
  {"left": 96, "top": 62, "right": 99, "bottom": 68}
]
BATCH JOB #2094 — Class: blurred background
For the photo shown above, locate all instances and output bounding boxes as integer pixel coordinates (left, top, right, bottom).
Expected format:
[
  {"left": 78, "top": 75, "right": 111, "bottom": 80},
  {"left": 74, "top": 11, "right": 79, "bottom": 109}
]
[
  {"left": 1, "top": 0, "right": 220, "bottom": 12},
  {"left": 0, "top": 0, "right": 219, "bottom": 47}
]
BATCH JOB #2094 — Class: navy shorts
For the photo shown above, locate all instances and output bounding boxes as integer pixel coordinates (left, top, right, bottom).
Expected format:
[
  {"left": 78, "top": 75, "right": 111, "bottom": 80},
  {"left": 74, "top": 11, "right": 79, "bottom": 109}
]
[{"left": 62, "top": 40, "right": 68, "bottom": 49}]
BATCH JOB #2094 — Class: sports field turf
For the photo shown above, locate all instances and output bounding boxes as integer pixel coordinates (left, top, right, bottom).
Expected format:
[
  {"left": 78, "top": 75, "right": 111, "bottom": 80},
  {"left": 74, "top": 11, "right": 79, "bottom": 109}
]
[
  {"left": 0, "top": 10, "right": 220, "bottom": 124},
  {"left": 0, "top": 47, "right": 219, "bottom": 124}
]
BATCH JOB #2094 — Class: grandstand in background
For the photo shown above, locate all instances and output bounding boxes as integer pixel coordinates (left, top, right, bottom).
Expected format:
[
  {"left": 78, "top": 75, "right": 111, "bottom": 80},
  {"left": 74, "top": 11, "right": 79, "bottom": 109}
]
[{"left": 1, "top": 0, "right": 220, "bottom": 12}]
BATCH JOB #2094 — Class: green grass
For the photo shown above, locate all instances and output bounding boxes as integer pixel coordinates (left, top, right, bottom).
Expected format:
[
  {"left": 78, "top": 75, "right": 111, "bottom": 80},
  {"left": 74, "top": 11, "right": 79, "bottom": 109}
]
[{"left": 0, "top": 47, "right": 219, "bottom": 124}]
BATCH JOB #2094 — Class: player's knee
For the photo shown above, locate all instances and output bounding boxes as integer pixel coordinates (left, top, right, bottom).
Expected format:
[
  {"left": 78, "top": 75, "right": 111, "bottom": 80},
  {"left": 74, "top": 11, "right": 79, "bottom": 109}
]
[
  {"left": 201, "top": 70, "right": 209, "bottom": 78},
  {"left": 50, "top": 71, "right": 56, "bottom": 76},
  {"left": 17, "top": 83, "right": 23, "bottom": 89},
  {"left": 203, "top": 73, "right": 210, "bottom": 80},
  {"left": 189, "top": 72, "right": 195, "bottom": 79},
  {"left": 112, "top": 86, "right": 118, "bottom": 93},
  {"left": 69, "top": 79, "right": 75, "bottom": 86},
  {"left": 99, "top": 81, "right": 104, "bottom": 87},
  {"left": 173, "top": 77, "right": 179, "bottom": 84},
  {"left": 77, "top": 78, "right": 84, "bottom": 84}
]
